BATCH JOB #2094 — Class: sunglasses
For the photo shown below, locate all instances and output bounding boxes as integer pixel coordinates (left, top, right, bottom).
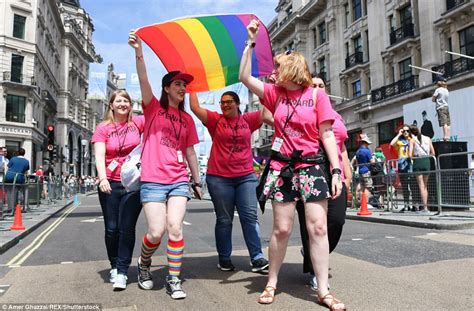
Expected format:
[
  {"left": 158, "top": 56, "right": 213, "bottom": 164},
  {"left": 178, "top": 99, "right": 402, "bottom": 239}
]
[
  {"left": 285, "top": 49, "right": 294, "bottom": 55},
  {"left": 220, "top": 100, "right": 235, "bottom": 105},
  {"left": 403, "top": 129, "right": 410, "bottom": 133}
]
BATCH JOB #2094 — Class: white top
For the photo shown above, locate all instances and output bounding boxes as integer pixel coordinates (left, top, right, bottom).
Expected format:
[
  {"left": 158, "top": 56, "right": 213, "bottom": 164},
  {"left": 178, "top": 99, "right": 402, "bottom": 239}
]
[
  {"left": 433, "top": 87, "right": 449, "bottom": 110},
  {"left": 413, "top": 135, "right": 431, "bottom": 157}
]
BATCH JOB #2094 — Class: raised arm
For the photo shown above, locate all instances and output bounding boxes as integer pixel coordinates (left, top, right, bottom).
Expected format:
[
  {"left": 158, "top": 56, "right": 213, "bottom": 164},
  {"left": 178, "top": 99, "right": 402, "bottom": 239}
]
[
  {"left": 189, "top": 93, "right": 208, "bottom": 124},
  {"left": 390, "top": 129, "right": 403, "bottom": 146},
  {"left": 238, "top": 20, "right": 264, "bottom": 99},
  {"left": 128, "top": 30, "right": 153, "bottom": 106}
]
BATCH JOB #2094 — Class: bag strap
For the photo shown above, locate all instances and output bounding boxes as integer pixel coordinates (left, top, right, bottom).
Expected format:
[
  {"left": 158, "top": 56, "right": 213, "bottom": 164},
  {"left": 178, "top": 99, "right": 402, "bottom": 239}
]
[{"left": 414, "top": 136, "right": 429, "bottom": 156}]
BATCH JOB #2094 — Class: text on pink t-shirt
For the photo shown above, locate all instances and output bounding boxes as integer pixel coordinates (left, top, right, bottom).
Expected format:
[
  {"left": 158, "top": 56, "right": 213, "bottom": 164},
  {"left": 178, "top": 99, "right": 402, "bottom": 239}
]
[
  {"left": 141, "top": 96, "right": 199, "bottom": 184},
  {"left": 91, "top": 115, "right": 145, "bottom": 181},
  {"left": 206, "top": 110, "right": 261, "bottom": 178}
]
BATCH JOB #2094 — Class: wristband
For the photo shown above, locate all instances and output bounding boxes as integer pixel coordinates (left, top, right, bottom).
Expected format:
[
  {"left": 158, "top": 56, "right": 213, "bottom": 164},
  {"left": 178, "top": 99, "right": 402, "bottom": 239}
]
[
  {"left": 193, "top": 182, "right": 202, "bottom": 188},
  {"left": 331, "top": 168, "right": 342, "bottom": 175},
  {"left": 136, "top": 55, "right": 143, "bottom": 61},
  {"left": 245, "top": 40, "right": 256, "bottom": 48}
]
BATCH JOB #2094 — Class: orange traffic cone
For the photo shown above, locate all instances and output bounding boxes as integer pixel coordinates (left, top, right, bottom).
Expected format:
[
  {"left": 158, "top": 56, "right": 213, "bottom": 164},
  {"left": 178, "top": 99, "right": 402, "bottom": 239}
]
[
  {"left": 10, "top": 204, "right": 25, "bottom": 231},
  {"left": 357, "top": 192, "right": 372, "bottom": 216}
]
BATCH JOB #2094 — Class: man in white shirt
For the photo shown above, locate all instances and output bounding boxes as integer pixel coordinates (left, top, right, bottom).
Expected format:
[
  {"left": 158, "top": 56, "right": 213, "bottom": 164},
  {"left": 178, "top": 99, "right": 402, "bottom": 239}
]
[{"left": 432, "top": 78, "right": 450, "bottom": 141}]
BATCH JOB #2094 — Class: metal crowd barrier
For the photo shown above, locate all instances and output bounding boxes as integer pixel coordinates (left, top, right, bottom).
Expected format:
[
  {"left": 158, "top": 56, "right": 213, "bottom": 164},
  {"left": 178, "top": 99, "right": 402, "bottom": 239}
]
[{"left": 350, "top": 151, "right": 474, "bottom": 216}]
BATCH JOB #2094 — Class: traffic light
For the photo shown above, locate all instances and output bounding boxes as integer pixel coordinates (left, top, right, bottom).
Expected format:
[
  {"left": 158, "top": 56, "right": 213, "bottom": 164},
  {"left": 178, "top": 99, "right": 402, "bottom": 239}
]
[
  {"left": 52, "top": 145, "right": 58, "bottom": 161},
  {"left": 47, "top": 125, "right": 55, "bottom": 159}
]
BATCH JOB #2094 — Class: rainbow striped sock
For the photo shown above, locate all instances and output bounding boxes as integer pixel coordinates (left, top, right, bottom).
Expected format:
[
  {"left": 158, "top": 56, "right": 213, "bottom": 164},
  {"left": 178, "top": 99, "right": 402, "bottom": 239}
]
[
  {"left": 140, "top": 234, "right": 160, "bottom": 266},
  {"left": 167, "top": 239, "right": 184, "bottom": 277}
]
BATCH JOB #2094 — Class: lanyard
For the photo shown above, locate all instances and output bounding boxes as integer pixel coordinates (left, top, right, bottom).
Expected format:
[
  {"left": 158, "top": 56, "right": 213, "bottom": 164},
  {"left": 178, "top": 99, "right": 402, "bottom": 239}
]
[
  {"left": 281, "top": 88, "right": 305, "bottom": 137},
  {"left": 113, "top": 123, "right": 129, "bottom": 157},
  {"left": 225, "top": 114, "right": 241, "bottom": 152},
  {"left": 170, "top": 109, "right": 183, "bottom": 145}
]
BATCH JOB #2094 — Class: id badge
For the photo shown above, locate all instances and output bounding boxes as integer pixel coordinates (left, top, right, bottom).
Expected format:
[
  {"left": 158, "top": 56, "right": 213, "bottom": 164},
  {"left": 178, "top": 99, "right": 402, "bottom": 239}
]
[
  {"left": 107, "top": 159, "right": 119, "bottom": 171},
  {"left": 177, "top": 150, "right": 184, "bottom": 163},
  {"left": 271, "top": 137, "right": 283, "bottom": 152}
]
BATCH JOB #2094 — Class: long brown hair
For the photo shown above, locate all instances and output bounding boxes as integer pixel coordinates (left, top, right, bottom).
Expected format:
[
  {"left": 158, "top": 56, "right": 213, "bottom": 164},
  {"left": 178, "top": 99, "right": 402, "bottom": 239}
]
[{"left": 102, "top": 90, "right": 134, "bottom": 125}]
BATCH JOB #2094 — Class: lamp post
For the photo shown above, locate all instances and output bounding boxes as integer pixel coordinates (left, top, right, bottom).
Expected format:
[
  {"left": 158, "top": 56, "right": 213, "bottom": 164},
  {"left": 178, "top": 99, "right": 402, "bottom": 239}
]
[{"left": 81, "top": 139, "right": 88, "bottom": 177}]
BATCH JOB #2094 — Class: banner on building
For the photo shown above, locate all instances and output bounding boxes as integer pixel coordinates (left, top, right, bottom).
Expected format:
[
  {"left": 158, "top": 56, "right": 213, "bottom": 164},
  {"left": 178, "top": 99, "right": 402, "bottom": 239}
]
[{"left": 88, "top": 64, "right": 108, "bottom": 100}]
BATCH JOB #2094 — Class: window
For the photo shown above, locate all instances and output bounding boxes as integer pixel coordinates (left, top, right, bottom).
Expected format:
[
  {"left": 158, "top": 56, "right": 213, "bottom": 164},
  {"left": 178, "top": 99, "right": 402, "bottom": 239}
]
[
  {"left": 352, "top": 80, "right": 361, "bottom": 97},
  {"left": 319, "top": 57, "right": 326, "bottom": 80},
  {"left": 345, "top": 42, "right": 350, "bottom": 56},
  {"left": 399, "top": 58, "right": 412, "bottom": 80},
  {"left": 11, "top": 54, "right": 24, "bottom": 83},
  {"left": 365, "top": 30, "right": 369, "bottom": 59},
  {"left": 353, "top": 0, "right": 362, "bottom": 21},
  {"left": 448, "top": 37, "right": 453, "bottom": 61},
  {"left": 318, "top": 22, "right": 326, "bottom": 45},
  {"left": 6, "top": 95, "right": 26, "bottom": 123},
  {"left": 459, "top": 26, "right": 474, "bottom": 57},
  {"left": 286, "top": 5, "right": 293, "bottom": 16},
  {"left": 353, "top": 35, "right": 362, "bottom": 53},
  {"left": 388, "top": 15, "right": 395, "bottom": 31},
  {"left": 312, "top": 28, "right": 317, "bottom": 49},
  {"left": 399, "top": 6, "right": 412, "bottom": 26},
  {"left": 347, "top": 130, "right": 362, "bottom": 157},
  {"left": 378, "top": 117, "right": 404, "bottom": 144},
  {"left": 344, "top": 4, "right": 350, "bottom": 28},
  {"left": 13, "top": 14, "right": 26, "bottom": 39}
]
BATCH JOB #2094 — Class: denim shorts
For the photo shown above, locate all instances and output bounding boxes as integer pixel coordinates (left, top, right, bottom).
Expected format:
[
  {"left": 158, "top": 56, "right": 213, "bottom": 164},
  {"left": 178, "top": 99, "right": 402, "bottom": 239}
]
[{"left": 140, "top": 181, "right": 190, "bottom": 203}]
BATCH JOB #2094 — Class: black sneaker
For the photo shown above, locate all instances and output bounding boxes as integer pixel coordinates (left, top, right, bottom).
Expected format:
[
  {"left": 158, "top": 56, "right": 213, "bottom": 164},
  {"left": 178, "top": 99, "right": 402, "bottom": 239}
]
[
  {"left": 251, "top": 258, "right": 269, "bottom": 273},
  {"left": 217, "top": 261, "right": 235, "bottom": 271},
  {"left": 137, "top": 257, "right": 153, "bottom": 290},
  {"left": 166, "top": 276, "right": 186, "bottom": 299}
]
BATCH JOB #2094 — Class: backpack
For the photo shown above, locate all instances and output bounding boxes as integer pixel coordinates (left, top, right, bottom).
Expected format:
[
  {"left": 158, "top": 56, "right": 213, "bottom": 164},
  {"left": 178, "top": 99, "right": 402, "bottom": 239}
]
[{"left": 370, "top": 161, "right": 383, "bottom": 175}]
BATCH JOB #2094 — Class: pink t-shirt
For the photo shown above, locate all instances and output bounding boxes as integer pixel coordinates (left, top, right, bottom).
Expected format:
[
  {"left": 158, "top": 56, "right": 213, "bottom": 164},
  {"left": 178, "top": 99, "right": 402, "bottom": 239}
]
[
  {"left": 141, "top": 96, "right": 199, "bottom": 184},
  {"left": 332, "top": 112, "right": 348, "bottom": 180},
  {"left": 92, "top": 116, "right": 145, "bottom": 181},
  {"left": 206, "top": 110, "right": 261, "bottom": 178},
  {"left": 262, "top": 83, "right": 335, "bottom": 171}
]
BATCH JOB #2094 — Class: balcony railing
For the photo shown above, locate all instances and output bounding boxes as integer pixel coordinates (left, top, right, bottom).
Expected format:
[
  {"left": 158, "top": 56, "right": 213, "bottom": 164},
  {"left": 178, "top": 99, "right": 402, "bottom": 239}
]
[
  {"left": 431, "top": 57, "right": 474, "bottom": 82},
  {"left": 345, "top": 51, "right": 364, "bottom": 69},
  {"left": 389, "top": 23, "right": 415, "bottom": 46},
  {"left": 371, "top": 75, "right": 419, "bottom": 103},
  {"left": 3, "top": 71, "right": 23, "bottom": 83},
  {"left": 446, "top": 0, "right": 465, "bottom": 11}
]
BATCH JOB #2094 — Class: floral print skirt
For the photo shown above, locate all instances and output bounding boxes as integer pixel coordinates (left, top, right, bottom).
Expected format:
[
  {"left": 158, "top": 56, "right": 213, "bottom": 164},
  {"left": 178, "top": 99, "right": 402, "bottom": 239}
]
[{"left": 260, "top": 165, "right": 331, "bottom": 203}]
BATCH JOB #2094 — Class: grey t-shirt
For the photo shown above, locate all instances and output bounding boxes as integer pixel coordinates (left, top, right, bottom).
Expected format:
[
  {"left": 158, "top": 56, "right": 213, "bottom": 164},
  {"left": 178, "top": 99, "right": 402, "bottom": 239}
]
[{"left": 433, "top": 87, "right": 449, "bottom": 110}]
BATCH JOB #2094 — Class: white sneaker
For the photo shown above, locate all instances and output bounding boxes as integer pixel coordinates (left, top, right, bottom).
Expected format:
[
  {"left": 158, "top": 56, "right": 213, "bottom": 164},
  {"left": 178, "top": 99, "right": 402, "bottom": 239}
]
[
  {"left": 310, "top": 276, "right": 330, "bottom": 291},
  {"left": 113, "top": 274, "right": 127, "bottom": 290},
  {"left": 109, "top": 268, "right": 117, "bottom": 283}
]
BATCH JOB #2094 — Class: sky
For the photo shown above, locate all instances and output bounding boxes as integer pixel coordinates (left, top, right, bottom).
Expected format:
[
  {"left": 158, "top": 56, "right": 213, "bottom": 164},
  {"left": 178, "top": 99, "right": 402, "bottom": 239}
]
[{"left": 81, "top": 0, "right": 278, "bottom": 105}]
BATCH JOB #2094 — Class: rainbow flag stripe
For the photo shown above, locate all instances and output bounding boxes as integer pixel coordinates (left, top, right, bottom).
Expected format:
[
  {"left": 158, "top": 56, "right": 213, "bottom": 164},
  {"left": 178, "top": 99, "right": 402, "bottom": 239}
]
[{"left": 136, "top": 14, "right": 273, "bottom": 92}]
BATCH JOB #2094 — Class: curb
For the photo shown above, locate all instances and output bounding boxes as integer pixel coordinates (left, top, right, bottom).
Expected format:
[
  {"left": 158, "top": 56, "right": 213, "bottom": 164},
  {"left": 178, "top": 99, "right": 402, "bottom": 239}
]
[
  {"left": 0, "top": 201, "right": 74, "bottom": 255},
  {"left": 346, "top": 214, "right": 474, "bottom": 230}
]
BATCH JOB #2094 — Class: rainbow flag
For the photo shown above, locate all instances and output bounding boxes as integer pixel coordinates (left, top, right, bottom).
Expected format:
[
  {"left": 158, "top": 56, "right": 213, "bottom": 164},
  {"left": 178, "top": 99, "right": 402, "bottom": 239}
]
[{"left": 136, "top": 14, "right": 273, "bottom": 92}]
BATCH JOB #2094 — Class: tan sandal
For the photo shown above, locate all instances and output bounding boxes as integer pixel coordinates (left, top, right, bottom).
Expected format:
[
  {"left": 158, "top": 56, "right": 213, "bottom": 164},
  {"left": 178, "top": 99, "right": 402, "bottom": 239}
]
[
  {"left": 317, "top": 292, "right": 346, "bottom": 310},
  {"left": 257, "top": 286, "right": 276, "bottom": 304}
]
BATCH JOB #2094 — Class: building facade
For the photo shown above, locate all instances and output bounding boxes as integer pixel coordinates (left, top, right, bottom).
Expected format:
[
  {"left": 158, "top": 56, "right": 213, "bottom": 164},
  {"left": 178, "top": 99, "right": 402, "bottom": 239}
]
[
  {"left": 0, "top": 0, "right": 98, "bottom": 177},
  {"left": 253, "top": 0, "right": 473, "bottom": 156}
]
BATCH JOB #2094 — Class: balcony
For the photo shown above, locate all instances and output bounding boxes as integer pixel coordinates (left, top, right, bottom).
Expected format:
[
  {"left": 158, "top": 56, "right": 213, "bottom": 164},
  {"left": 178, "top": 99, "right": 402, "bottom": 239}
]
[
  {"left": 446, "top": 0, "right": 466, "bottom": 11},
  {"left": 431, "top": 57, "right": 474, "bottom": 82},
  {"left": 389, "top": 23, "right": 415, "bottom": 46},
  {"left": 3, "top": 71, "right": 23, "bottom": 83},
  {"left": 345, "top": 52, "right": 364, "bottom": 69},
  {"left": 371, "top": 75, "right": 419, "bottom": 103}
]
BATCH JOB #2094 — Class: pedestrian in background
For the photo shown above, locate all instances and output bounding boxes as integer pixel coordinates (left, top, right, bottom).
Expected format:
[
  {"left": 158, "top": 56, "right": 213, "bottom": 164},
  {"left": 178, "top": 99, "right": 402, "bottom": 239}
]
[
  {"left": 390, "top": 125, "right": 414, "bottom": 212},
  {"left": 190, "top": 91, "right": 270, "bottom": 273},
  {"left": 92, "top": 89, "right": 145, "bottom": 291},
  {"left": 410, "top": 124, "right": 435, "bottom": 213},
  {"left": 4, "top": 148, "right": 30, "bottom": 209},
  {"left": 432, "top": 78, "right": 450, "bottom": 141},
  {"left": 240, "top": 20, "right": 345, "bottom": 310},
  {"left": 129, "top": 31, "right": 202, "bottom": 300},
  {"left": 296, "top": 75, "right": 351, "bottom": 290},
  {"left": 355, "top": 134, "right": 374, "bottom": 204},
  {"left": 372, "top": 147, "right": 387, "bottom": 209}
]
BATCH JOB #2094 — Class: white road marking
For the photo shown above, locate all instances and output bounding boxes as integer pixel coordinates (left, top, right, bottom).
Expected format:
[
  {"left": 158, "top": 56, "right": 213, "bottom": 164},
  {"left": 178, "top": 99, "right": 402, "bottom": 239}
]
[
  {"left": 352, "top": 238, "right": 363, "bottom": 241},
  {"left": 183, "top": 221, "right": 192, "bottom": 226},
  {"left": 426, "top": 233, "right": 438, "bottom": 236},
  {"left": 60, "top": 261, "right": 74, "bottom": 264},
  {"left": 385, "top": 236, "right": 396, "bottom": 239},
  {"left": 80, "top": 218, "right": 103, "bottom": 223}
]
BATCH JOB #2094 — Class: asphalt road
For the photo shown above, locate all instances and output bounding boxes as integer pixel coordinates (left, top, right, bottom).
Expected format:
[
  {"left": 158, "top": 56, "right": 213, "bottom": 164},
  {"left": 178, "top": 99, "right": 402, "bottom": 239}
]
[{"left": 0, "top": 194, "right": 473, "bottom": 310}]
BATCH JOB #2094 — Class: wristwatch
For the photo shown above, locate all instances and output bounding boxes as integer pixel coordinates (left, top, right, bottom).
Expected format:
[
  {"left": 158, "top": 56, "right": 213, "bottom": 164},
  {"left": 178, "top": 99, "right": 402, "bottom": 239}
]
[{"left": 331, "top": 168, "right": 342, "bottom": 175}]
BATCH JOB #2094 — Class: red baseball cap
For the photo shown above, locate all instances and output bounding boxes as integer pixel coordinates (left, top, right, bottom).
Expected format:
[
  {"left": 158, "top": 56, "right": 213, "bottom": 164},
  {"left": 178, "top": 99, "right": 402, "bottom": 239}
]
[{"left": 162, "top": 71, "right": 194, "bottom": 87}]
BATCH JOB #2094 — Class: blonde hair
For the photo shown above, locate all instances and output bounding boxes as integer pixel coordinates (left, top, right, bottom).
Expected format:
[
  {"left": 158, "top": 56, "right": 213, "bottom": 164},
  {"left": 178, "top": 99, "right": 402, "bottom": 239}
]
[
  {"left": 102, "top": 90, "right": 133, "bottom": 125},
  {"left": 274, "top": 52, "right": 312, "bottom": 87}
]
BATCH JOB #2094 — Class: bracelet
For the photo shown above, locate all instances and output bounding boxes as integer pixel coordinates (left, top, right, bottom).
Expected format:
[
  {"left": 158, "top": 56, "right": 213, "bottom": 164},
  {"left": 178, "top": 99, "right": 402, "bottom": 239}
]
[
  {"left": 331, "top": 168, "right": 342, "bottom": 175},
  {"left": 136, "top": 55, "right": 143, "bottom": 61},
  {"left": 193, "top": 182, "right": 202, "bottom": 188},
  {"left": 245, "top": 40, "right": 256, "bottom": 48}
]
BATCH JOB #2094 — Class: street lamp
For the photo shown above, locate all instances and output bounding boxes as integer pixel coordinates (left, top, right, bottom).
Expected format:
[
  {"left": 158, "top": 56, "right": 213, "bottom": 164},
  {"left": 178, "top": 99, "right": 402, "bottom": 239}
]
[{"left": 81, "top": 139, "right": 88, "bottom": 177}]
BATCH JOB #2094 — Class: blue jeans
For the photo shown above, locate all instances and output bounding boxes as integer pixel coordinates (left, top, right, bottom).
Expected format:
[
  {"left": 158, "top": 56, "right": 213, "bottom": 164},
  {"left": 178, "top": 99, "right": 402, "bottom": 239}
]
[
  {"left": 98, "top": 181, "right": 142, "bottom": 275},
  {"left": 206, "top": 173, "right": 264, "bottom": 263}
]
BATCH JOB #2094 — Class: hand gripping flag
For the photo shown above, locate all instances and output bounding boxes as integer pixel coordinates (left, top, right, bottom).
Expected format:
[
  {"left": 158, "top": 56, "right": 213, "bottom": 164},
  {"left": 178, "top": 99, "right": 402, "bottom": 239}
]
[{"left": 136, "top": 14, "right": 273, "bottom": 92}]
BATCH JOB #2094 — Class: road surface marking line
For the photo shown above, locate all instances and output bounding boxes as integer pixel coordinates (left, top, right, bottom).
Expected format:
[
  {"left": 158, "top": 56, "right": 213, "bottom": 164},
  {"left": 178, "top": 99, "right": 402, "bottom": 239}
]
[
  {"left": 385, "top": 236, "right": 396, "bottom": 239},
  {"left": 61, "top": 261, "right": 74, "bottom": 264},
  {"left": 183, "top": 221, "right": 192, "bottom": 226},
  {"left": 426, "top": 233, "right": 438, "bottom": 235},
  {"left": 6, "top": 205, "right": 76, "bottom": 267},
  {"left": 352, "top": 238, "right": 363, "bottom": 241}
]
